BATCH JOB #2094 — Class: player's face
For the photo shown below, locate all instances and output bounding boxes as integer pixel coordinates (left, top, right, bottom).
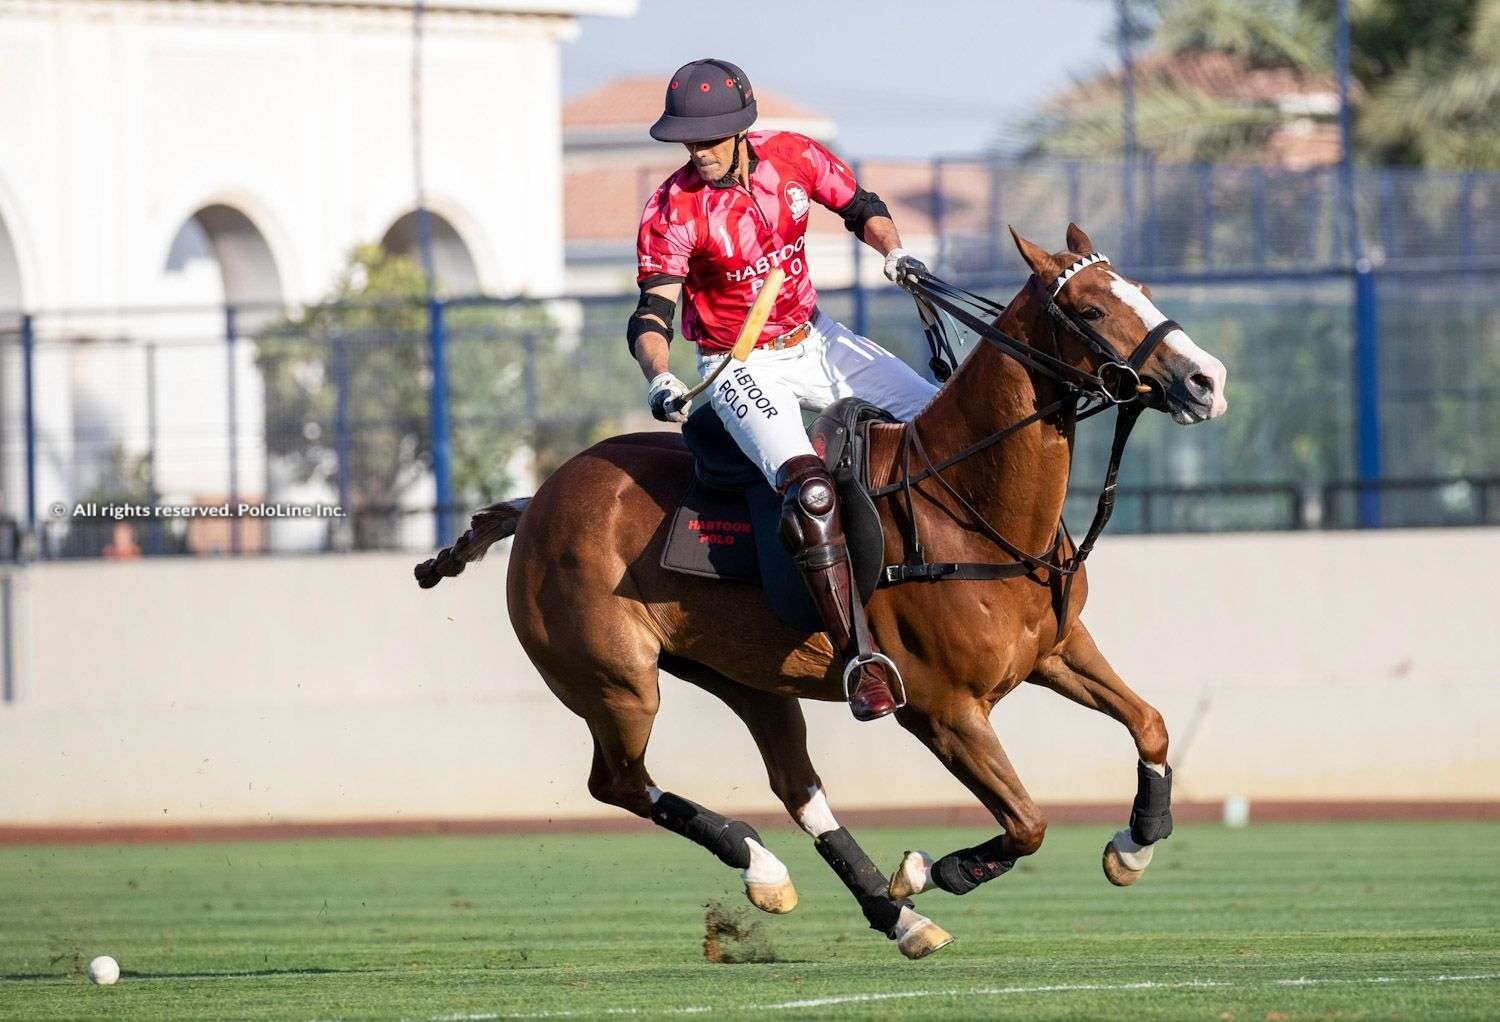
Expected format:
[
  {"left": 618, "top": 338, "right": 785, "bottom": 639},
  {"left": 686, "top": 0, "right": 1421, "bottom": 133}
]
[{"left": 683, "top": 135, "right": 736, "bottom": 182}]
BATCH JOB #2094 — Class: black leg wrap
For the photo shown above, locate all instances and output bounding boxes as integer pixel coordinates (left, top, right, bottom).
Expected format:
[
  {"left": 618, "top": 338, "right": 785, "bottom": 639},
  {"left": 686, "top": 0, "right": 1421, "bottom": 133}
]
[
  {"left": 814, "top": 827, "right": 912, "bottom": 938},
  {"left": 1129, "top": 762, "right": 1174, "bottom": 846},
  {"left": 650, "top": 792, "right": 759, "bottom": 870},
  {"left": 932, "top": 834, "right": 1017, "bottom": 896}
]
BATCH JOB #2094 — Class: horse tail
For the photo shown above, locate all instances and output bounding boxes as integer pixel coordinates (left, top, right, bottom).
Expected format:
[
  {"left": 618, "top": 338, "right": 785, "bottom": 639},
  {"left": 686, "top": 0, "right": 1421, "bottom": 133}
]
[{"left": 413, "top": 497, "right": 531, "bottom": 590}]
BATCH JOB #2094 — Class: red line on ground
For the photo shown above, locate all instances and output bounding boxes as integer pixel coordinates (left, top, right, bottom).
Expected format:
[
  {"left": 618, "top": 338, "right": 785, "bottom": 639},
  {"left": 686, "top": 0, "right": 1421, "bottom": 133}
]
[{"left": 1, "top": 801, "right": 1495, "bottom": 846}]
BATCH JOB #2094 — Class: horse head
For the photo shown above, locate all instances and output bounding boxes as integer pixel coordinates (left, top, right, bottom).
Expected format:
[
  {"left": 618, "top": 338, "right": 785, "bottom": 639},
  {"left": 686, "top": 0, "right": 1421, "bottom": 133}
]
[{"left": 1010, "top": 223, "right": 1228, "bottom": 424}]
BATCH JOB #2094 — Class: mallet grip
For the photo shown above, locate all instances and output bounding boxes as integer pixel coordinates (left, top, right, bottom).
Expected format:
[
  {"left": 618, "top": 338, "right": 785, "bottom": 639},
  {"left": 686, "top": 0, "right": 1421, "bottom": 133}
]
[{"left": 667, "top": 267, "right": 786, "bottom": 412}]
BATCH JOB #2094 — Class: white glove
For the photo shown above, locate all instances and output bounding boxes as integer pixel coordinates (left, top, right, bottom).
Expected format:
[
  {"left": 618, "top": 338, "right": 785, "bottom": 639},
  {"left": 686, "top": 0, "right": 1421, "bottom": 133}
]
[
  {"left": 884, "top": 248, "right": 929, "bottom": 285},
  {"left": 647, "top": 371, "right": 691, "bottom": 423}
]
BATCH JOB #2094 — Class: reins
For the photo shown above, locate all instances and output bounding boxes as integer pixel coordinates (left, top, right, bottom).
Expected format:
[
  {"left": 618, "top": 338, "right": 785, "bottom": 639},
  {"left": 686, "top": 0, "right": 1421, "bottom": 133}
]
[{"left": 875, "top": 260, "right": 1177, "bottom": 614}]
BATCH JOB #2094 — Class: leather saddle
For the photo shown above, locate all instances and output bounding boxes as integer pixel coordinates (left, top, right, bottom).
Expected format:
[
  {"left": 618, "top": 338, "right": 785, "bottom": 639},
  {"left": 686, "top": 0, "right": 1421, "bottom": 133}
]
[{"left": 661, "top": 398, "right": 895, "bottom": 633}]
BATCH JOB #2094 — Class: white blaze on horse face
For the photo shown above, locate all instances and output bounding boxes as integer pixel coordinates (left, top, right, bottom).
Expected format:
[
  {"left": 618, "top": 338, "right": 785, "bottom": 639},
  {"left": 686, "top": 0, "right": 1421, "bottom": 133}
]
[
  {"left": 1106, "top": 273, "right": 1228, "bottom": 424},
  {"left": 796, "top": 786, "right": 841, "bottom": 837}
]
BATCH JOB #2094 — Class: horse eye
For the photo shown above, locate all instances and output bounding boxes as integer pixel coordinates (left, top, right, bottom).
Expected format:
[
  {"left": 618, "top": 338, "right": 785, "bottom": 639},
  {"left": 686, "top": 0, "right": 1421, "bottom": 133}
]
[{"left": 1079, "top": 307, "right": 1104, "bottom": 321}]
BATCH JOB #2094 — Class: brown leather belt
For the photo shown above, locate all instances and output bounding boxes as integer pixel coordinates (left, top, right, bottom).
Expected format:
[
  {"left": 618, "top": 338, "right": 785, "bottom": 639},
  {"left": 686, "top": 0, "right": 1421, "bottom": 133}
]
[{"left": 700, "top": 309, "right": 818, "bottom": 357}]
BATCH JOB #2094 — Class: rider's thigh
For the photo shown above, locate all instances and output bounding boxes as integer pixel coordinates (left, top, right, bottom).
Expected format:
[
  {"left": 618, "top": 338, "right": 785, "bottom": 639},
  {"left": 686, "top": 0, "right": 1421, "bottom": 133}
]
[
  {"left": 816, "top": 317, "right": 938, "bottom": 420},
  {"left": 703, "top": 353, "right": 816, "bottom": 484}
]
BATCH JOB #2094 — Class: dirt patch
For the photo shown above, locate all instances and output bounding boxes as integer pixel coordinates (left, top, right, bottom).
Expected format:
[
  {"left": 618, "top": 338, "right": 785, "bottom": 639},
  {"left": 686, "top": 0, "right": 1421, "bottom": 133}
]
[{"left": 702, "top": 900, "right": 777, "bottom": 964}]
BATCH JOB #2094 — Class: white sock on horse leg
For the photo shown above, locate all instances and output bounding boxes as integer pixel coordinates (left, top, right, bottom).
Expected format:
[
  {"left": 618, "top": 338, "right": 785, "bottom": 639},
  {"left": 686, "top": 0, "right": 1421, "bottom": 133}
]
[
  {"left": 1111, "top": 828, "right": 1156, "bottom": 869},
  {"left": 1142, "top": 760, "right": 1166, "bottom": 777},
  {"left": 796, "top": 786, "right": 841, "bottom": 837},
  {"left": 646, "top": 785, "right": 664, "bottom": 802},
  {"left": 742, "top": 838, "right": 790, "bottom": 885}
]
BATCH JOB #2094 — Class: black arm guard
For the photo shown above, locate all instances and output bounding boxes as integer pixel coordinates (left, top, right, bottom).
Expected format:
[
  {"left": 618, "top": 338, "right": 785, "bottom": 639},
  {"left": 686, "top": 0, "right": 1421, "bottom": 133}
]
[
  {"left": 627, "top": 290, "right": 677, "bottom": 356},
  {"left": 837, "top": 188, "right": 891, "bottom": 235}
]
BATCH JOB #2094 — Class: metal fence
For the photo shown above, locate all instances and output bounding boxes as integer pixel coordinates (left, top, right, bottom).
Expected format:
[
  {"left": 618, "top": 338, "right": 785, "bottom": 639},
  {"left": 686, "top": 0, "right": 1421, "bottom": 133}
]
[{"left": 4, "top": 159, "right": 1497, "bottom": 559}]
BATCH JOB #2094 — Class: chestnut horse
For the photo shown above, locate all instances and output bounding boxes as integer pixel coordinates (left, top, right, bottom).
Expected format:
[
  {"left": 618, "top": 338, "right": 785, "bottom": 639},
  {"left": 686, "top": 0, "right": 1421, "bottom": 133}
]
[{"left": 416, "top": 224, "right": 1228, "bottom": 959}]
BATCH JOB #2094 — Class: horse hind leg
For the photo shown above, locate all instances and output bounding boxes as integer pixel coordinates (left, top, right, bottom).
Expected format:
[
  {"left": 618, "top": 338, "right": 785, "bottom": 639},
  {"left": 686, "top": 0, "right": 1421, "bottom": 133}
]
[
  {"left": 542, "top": 661, "right": 800, "bottom": 915},
  {"left": 1028, "top": 622, "right": 1173, "bottom": 887},
  {"left": 660, "top": 654, "right": 951, "bottom": 960}
]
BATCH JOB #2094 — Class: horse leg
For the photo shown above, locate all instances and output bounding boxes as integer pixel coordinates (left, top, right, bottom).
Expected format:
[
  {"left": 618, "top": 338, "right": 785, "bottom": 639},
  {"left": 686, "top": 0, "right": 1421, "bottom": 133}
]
[
  {"left": 538, "top": 659, "right": 799, "bottom": 914},
  {"left": 1028, "top": 621, "right": 1173, "bottom": 886},
  {"left": 660, "top": 655, "right": 952, "bottom": 959},
  {"left": 887, "top": 698, "right": 1048, "bottom": 900}
]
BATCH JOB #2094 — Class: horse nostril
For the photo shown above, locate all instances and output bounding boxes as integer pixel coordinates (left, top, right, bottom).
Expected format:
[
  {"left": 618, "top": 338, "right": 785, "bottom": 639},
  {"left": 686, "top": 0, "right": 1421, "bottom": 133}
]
[{"left": 1189, "top": 372, "right": 1215, "bottom": 395}]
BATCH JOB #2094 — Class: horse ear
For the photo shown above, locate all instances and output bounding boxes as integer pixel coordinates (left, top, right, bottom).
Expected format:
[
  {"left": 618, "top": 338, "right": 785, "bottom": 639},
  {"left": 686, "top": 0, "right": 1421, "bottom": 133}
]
[
  {"left": 1065, "top": 222, "right": 1094, "bottom": 257},
  {"left": 1009, "top": 227, "right": 1061, "bottom": 280}
]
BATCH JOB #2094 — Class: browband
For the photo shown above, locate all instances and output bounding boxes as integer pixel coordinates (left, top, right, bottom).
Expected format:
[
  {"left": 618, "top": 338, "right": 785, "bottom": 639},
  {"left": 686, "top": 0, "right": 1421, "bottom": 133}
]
[{"left": 1050, "top": 252, "right": 1109, "bottom": 296}]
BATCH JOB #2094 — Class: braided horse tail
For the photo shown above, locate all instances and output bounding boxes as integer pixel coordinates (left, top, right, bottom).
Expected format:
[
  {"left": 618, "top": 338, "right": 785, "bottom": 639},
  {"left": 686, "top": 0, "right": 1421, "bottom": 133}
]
[{"left": 414, "top": 498, "right": 531, "bottom": 590}]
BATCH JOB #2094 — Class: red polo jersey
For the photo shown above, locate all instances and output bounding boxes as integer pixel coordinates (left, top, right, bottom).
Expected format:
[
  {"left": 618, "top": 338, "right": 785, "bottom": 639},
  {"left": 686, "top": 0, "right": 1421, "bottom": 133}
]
[{"left": 636, "top": 130, "right": 858, "bottom": 351}]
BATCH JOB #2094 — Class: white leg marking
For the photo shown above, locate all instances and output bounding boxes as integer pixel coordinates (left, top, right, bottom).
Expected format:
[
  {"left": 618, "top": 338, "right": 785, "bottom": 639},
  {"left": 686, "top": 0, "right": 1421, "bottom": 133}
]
[
  {"left": 1142, "top": 760, "right": 1166, "bottom": 777},
  {"left": 742, "top": 837, "right": 790, "bottom": 886},
  {"left": 646, "top": 785, "right": 664, "bottom": 803},
  {"left": 1111, "top": 828, "right": 1155, "bottom": 870},
  {"left": 895, "top": 850, "right": 937, "bottom": 895},
  {"left": 796, "top": 786, "right": 841, "bottom": 838}
]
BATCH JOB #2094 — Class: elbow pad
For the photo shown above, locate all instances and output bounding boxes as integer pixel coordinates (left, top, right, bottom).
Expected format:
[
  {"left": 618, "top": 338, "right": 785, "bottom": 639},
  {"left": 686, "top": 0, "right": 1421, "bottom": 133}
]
[
  {"left": 837, "top": 188, "right": 891, "bottom": 235},
  {"left": 627, "top": 290, "right": 677, "bottom": 356}
]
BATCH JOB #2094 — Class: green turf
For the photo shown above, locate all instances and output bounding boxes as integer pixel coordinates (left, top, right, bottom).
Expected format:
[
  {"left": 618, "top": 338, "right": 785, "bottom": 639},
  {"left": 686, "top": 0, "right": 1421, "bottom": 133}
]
[{"left": 0, "top": 821, "right": 1496, "bottom": 1019}]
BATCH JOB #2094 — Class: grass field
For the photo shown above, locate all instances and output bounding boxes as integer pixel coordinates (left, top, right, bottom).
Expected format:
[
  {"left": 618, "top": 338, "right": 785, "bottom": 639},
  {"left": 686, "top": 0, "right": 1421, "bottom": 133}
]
[{"left": 1, "top": 821, "right": 1497, "bottom": 1019}]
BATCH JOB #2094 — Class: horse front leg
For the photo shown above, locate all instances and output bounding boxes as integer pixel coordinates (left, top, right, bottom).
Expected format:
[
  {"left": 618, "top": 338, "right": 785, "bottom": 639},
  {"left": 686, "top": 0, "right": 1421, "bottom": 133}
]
[
  {"left": 888, "top": 696, "right": 1048, "bottom": 899},
  {"left": 1029, "top": 621, "right": 1173, "bottom": 886}
]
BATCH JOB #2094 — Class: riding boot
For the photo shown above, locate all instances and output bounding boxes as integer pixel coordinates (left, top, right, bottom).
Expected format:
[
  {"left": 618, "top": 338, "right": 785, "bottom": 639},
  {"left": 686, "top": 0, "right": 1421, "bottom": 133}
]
[{"left": 776, "top": 455, "right": 901, "bottom": 722}]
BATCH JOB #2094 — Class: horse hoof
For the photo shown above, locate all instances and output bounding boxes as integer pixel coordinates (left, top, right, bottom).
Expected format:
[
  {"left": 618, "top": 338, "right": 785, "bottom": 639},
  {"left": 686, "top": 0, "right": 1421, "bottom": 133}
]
[
  {"left": 1102, "top": 839, "right": 1146, "bottom": 887},
  {"left": 888, "top": 850, "right": 936, "bottom": 900},
  {"left": 896, "top": 916, "right": 953, "bottom": 960},
  {"left": 744, "top": 876, "right": 798, "bottom": 914}
]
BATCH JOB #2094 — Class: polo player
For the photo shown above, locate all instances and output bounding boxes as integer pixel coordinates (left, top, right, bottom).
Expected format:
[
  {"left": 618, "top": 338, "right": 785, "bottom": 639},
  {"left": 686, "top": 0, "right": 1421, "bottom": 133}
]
[{"left": 627, "top": 58, "right": 937, "bottom": 722}]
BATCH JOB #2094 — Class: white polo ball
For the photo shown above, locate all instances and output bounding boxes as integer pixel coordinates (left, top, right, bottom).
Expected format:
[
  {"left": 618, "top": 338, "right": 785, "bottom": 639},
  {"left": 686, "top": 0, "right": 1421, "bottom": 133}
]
[{"left": 87, "top": 955, "right": 120, "bottom": 985}]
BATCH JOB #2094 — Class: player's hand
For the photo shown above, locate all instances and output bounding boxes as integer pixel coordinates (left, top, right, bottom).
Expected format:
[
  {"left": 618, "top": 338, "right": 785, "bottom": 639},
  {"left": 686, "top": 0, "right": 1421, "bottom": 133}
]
[
  {"left": 884, "top": 248, "right": 928, "bottom": 286},
  {"left": 647, "top": 372, "right": 691, "bottom": 423}
]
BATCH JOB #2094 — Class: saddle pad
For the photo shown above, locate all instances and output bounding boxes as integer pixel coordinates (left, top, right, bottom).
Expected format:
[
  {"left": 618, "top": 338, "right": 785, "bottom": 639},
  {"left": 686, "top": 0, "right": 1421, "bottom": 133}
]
[
  {"left": 659, "top": 480, "right": 760, "bottom": 583},
  {"left": 660, "top": 478, "right": 878, "bottom": 635}
]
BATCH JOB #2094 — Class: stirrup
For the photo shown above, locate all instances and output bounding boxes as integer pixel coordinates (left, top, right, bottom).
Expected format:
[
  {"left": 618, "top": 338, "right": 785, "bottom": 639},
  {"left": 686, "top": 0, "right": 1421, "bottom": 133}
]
[{"left": 842, "top": 651, "right": 907, "bottom": 711}]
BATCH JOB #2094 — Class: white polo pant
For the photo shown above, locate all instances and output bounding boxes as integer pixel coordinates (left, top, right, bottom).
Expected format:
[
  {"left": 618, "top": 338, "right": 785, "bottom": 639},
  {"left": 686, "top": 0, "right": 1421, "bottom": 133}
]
[{"left": 696, "top": 311, "right": 938, "bottom": 485}]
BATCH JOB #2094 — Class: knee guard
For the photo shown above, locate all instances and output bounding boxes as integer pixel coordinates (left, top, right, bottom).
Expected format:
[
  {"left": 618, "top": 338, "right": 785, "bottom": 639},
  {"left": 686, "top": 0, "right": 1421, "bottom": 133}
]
[{"left": 776, "top": 455, "right": 843, "bottom": 568}]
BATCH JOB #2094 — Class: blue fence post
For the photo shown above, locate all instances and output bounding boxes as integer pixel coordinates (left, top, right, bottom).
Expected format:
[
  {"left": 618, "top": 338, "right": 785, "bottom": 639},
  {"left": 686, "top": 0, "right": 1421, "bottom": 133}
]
[
  {"left": 1458, "top": 172, "right": 1475, "bottom": 261},
  {"left": 851, "top": 158, "right": 867, "bottom": 338},
  {"left": 427, "top": 297, "right": 453, "bottom": 547},
  {"left": 332, "top": 333, "right": 352, "bottom": 525},
  {"left": 225, "top": 304, "right": 241, "bottom": 555},
  {"left": 1353, "top": 261, "right": 1383, "bottom": 527},
  {"left": 1251, "top": 166, "right": 1268, "bottom": 269},
  {"left": 1199, "top": 163, "right": 1215, "bottom": 268},
  {"left": 20, "top": 313, "right": 36, "bottom": 542},
  {"left": 986, "top": 157, "right": 1003, "bottom": 277},
  {"left": 930, "top": 157, "right": 945, "bottom": 274}
]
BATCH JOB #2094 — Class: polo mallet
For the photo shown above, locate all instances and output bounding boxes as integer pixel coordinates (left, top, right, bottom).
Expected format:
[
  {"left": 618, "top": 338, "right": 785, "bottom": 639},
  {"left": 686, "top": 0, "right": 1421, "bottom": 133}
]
[{"left": 667, "top": 266, "right": 785, "bottom": 414}]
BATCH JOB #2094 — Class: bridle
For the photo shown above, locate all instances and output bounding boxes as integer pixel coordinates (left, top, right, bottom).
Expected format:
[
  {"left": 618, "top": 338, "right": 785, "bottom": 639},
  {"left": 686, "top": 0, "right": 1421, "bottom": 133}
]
[{"left": 874, "top": 254, "right": 1182, "bottom": 635}]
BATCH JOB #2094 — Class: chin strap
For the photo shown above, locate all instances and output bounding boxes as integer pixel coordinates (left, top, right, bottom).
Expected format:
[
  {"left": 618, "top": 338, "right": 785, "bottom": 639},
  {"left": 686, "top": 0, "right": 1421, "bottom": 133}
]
[{"left": 712, "top": 133, "right": 747, "bottom": 188}]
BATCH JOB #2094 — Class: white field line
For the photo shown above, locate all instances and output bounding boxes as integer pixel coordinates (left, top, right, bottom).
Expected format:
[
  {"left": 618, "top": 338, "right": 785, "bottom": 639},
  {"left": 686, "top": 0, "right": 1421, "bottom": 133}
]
[{"left": 417, "top": 972, "right": 1500, "bottom": 1020}]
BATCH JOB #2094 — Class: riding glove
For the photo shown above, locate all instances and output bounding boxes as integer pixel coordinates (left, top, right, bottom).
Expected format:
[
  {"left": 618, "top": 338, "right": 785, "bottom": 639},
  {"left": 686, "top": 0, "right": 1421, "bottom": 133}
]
[
  {"left": 884, "top": 248, "right": 929, "bottom": 285},
  {"left": 647, "top": 371, "right": 691, "bottom": 423}
]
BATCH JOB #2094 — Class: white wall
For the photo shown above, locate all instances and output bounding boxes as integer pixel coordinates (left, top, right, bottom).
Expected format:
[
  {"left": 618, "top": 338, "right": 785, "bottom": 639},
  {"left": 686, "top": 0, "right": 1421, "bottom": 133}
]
[
  {"left": 0, "top": 0, "right": 634, "bottom": 525},
  {"left": 3, "top": 528, "right": 1498, "bottom": 827}
]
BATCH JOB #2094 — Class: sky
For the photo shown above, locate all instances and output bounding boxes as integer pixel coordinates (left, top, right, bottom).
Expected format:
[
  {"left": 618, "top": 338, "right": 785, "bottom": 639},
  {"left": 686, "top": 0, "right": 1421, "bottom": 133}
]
[{"left": 561, "top": 0, "right": 1120, "bottom": 160}]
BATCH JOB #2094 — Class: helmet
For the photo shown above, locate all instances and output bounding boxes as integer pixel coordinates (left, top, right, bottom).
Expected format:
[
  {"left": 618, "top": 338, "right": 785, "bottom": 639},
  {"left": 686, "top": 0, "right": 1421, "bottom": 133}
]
[{"left": 649, "top": 59, "right": 757, "bottom": 143}]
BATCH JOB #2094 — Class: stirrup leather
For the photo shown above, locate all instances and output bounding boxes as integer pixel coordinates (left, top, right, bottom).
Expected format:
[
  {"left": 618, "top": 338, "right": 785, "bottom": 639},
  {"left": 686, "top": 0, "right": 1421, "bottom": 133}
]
[{"left": 842, "top": 651, "right": 907, "bottom": 711}]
